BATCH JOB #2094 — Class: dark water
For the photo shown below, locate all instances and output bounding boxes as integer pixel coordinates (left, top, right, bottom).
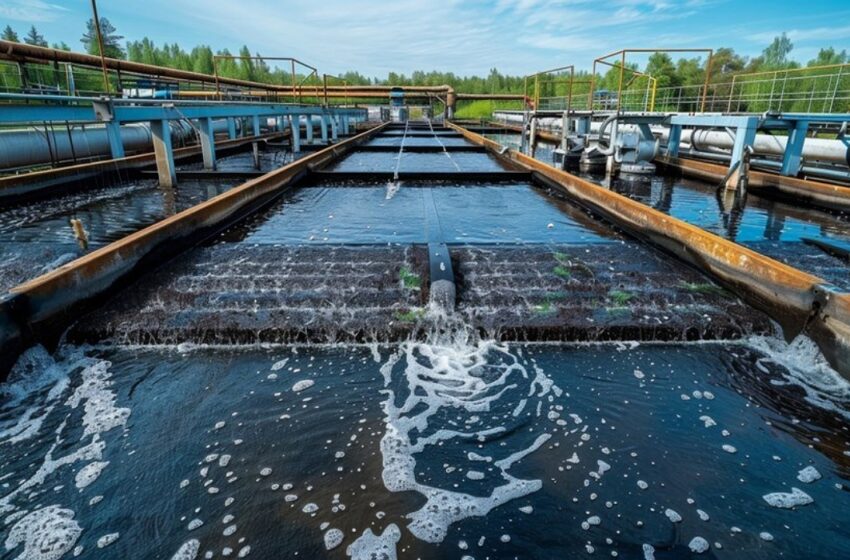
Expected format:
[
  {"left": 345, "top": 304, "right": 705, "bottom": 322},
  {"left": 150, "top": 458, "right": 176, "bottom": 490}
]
[
  {"left": 1, "top": 337, "right": 848, "bottom": 559},
  {"left": 0, "top": 179, "right": 235, "bottom": 292},
  {"left": 219, "top": 181, "right": 614, "bottom": 246},
  {"left": 178, "top": 148, "right": 306, "bottom": 173},
  {"left": 327, "top": 151, "right": 509, "bottom": 173},
  {"left": 364, "top": 136, "right": 475, "bottom": 148},
  {"left": 483, "top": 132, "right": 850, "bottom": 288}
]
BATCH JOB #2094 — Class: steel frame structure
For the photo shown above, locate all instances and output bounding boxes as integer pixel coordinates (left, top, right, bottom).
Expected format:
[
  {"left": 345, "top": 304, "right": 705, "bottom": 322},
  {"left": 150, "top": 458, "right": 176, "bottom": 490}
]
[{"left": 588, "top": 49, "right": 713, "bottom": 113}]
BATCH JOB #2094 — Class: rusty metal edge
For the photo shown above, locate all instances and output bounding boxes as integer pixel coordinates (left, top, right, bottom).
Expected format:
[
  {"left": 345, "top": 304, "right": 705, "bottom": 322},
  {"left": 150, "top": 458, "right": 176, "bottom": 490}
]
[
  {"left": 448, "top": 122, "right": 850, "bottom": 378},
  {"left": 656, "top": 155, "right": 850, "bottom": 214},
  {"left": 0, "top": 121, "right": 388, "bottom": 377}
]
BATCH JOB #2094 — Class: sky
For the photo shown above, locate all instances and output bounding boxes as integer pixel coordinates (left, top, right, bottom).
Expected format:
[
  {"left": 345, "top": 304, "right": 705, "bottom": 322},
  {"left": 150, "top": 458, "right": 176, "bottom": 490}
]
[{"left": 1, "top": 0, "right": 849, "bottom": 77}]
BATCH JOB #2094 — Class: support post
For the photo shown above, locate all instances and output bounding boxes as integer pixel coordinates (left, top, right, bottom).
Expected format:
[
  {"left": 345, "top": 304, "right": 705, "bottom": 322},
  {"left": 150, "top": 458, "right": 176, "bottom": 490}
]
[
  {"left": 780, "top": 120, "right": 809, "bottom": 176},
  {"left": 104, "top": 120, "right": 125, "bottom": 159},
  {"left": 290, "top": 115, "right": 301, "bottom": 152},
  {"left": 277, "top": 116, "right": 286, "bottom": 133},
  {"left": 666, "top": 124, "right": 682, "bottom": 157},
  {"left": 726, "top": 119, "right": 758, "bottom": 190},
  {"left": 330, "top": 115, "right": 339, "bottom": 142},
  {"left": 320, "top": 115, "right": 329, "bottom": 143},
  {"left": 304, "top": 116, "right": 314, "bottom": 143},
  {"left": 198, "top": 117, "right": 216, "bottom": 170},
  {"left": 252, "top": 115, "right": 261, "bottom": 137},
  {"left": 150, "top": 119, "right": 176, "bottom": 187},
  {"left": 227, "top": 118, "right": 237, "bottom": 140}
]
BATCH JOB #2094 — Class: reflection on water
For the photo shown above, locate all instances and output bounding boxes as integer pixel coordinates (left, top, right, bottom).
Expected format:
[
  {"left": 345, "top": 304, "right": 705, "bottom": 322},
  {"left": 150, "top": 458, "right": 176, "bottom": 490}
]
[
  {"left": 217, "top": 182, "right": 615, "bottom": 246},
  {"left": 1, "top": 334, "right": 848, "bottom": 559},
  {"left": 328, "top": 151, "right": 509, "bottom": 173},
  {"left": 0, "top": 179, "right": 235, "bottom": 292}
]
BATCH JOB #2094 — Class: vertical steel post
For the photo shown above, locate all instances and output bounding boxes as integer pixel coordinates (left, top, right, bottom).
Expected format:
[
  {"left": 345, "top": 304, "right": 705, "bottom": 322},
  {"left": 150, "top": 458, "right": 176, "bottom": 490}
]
[
  {"left": 252, "top": 115, "right": 261, "bottom": 137},
  {"left": 305, "top": 116, "right": 314, "bottom": 143},
  {"left": 617, "top": 51, "right": 626, "bottom": 112},
  {"left": 227, "top": 118, "right": 237, "bottom": 140},
  {"left": 320, "top": 115, "right": 329, "bottom": 143},
  {"left": 198, "top": 117, "right": 216, "bottom": 170},
  {"left": 90, "top": 0, "right": 111, "bottom": 95},
  {"left": 290, "top": 114, "right": 301, "bottom": 152},
  {"left": 729, "top": 118, "right": 758, "bottom": 174},
  {"left": 780, "top": 120, "right": 809, "bottom": 176},
  {"left": 150, "top": 119, "right": 176, "bottom": 187},
  {"left": 666, "top": 125, "right": 682, "bottom": 157},
  {"left": 104, "top": 120, "right": 125, "bottom": 159}
]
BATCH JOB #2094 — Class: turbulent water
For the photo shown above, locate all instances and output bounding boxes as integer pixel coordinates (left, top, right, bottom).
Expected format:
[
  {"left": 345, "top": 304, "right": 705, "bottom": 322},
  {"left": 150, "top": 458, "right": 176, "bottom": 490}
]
[{"left": 1, "top": 310, "right": 849, "bottom": 558}]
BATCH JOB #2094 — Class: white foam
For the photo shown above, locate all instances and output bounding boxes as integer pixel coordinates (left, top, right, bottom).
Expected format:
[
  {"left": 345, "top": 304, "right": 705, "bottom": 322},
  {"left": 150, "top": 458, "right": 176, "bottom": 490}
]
[
  {"left": 466, "top": 471, "right": 485, "bottom": 480},
  {"left": 346, "top": 524, "right": 400, "bottom": 560},
  {"left": 698, "top": 415, "right": 716, "bottom": 428},
  {"left": 271, "top": 359, "right": 289, "bottom": 371},
  {"left": 324, "top": 528, "right": 344, "bottom": 550},
  {"left": 759, "top": 532, "right": 774, "bottom": 541},
  {"left": 746, "top": 335, "right": 850, "bottom": 421},
  {"left": 722, "top": 444, "right": 737, "bottom": 454},
  {"left": 171, "top": 540, "right": 200, "bottom": 560},
  {"left": 642, "top": 544, "right": 655, "bottom": 560},
  {"left": 96, "top": 533, "right": 119, "bottom": 548},
  {"left": 796, "top": 466, "right": 821, "bottom": 483},
  {"left": 664, "top": 509, "right": 682, "bottom": 523},
  {"left": 292, "top": 380, "right": 314, "bottom": 392},
  {"left": 377, "top": 314, "right": 555, "bottom": 543},
  {"left": 0, "top": 355, "right": 129, "bottom": 516},
  {"left": 688, "top": 537, "right": 709, "bottom": 553},
  {"left": 4, "top": 505, "right": 82, "bottom": 560},
  {"left": 763, "top": 487, "right": 813, "bottom": 508},
  {"left": 75, "top": 461, "right": 109, "bottom": 490}
]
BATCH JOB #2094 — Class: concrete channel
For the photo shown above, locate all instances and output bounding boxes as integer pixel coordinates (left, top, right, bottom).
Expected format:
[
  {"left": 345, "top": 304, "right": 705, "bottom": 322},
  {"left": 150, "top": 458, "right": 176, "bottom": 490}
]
[{"left": 0, "top": 119, "right": 849, "bottom": 559}]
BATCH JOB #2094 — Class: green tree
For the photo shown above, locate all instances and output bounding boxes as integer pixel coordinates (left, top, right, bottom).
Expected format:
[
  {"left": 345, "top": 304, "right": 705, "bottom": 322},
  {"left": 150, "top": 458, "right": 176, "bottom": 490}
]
[
  {"left": 645, "top": 52, "right": 680, "bottom": 89},
  {"left": 24, "top": 25, "right": 47, "bottom": 47},
  {"left": 808, "top": 47, "right": 848, "bottom": 67},
  {"left": 2, "top": 25, "right": 19, "bottom": 42},
  {"left": 710, "top": 47, "right": 746, "bottom": 78},
  {"left": 762, "top": 33, "right": 794, "bottom": 68},
  {"left": 81, "top": 17, "right": 125, "bottom": 59},
  {"left": 191, "top": 45, "right": 215, "bottom": 74}
]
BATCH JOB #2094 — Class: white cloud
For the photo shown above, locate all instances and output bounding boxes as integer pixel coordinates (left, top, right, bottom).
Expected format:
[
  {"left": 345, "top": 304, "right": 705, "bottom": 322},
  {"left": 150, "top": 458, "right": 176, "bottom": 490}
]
[{"left": 0, "top": 0, "right": 68, "bottom": 23}]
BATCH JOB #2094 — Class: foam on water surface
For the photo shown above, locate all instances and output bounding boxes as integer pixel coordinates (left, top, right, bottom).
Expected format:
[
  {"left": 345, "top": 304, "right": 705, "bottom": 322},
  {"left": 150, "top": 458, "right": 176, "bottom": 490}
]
[
  {"left": 376, "top": 309, "right": 556, "bottom": 543},
  {"left": 3, "top": 505, "right": 82, "bottom": 560},
  {"left": 1, "top": 337, "right": 849, "bottom": 558}
]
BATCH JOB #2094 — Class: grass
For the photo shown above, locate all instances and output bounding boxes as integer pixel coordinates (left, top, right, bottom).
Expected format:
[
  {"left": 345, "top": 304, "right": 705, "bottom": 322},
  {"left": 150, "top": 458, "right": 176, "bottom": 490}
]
[
  {"left": 454, "top": 99, "right": 525, "bottom": 119},
  {"left": 531, "top": 301, "right": 555, "bottom": 315},
  {"left": 394, "top": 308, "right": 425, "bottom": 322},
  {"left": 399, "top": 266, "right": 421, "bottom": 290},
  {"left": 553, "top": 265, "right": 572, "bottom": 279},
  {"left": 608, "top": 290, "right": 634, "bottom": 307}
]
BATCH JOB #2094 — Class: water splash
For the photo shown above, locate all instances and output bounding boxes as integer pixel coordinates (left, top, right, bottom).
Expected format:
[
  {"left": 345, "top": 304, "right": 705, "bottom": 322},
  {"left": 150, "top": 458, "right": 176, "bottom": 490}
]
[
  {"left": 746, "top": 334, "right": 850, "bottom": 420},
  {"left": 353, "top": 305, "right": 556, "bottom": 550}
]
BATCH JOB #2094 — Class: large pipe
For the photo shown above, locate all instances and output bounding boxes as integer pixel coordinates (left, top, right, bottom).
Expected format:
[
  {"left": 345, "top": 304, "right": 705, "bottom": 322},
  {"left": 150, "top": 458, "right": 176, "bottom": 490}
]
[
  {"left": 0, "top": 40, "right": 456, "bottom": 99},
  {"left": 492, "top": 112, "right": 850, "bottom": 168},
  {"left": 0, "top": 120, "right": 233, "bottom": 170}
]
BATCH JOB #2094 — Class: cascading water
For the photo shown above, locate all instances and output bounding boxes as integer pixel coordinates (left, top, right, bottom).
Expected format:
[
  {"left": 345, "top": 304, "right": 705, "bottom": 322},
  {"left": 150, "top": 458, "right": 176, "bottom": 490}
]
[{"left": 348, "top": 304, "right": 559, "bottom": 554}]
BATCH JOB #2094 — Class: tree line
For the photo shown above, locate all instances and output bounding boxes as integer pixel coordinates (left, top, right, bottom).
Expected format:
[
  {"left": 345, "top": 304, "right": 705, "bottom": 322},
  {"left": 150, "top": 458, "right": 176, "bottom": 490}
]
[{"left": 1, "top": 19, "right": 848, "bottom": 112}]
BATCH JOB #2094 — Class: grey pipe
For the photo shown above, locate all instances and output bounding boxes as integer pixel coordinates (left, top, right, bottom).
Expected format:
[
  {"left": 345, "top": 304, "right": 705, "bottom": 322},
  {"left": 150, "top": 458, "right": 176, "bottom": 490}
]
[
  {"left": 0, "top": 119, "right": 234, "bottom": 170},
  {"left": 493, "top": 111, "right": 850, "bottom": 168}
]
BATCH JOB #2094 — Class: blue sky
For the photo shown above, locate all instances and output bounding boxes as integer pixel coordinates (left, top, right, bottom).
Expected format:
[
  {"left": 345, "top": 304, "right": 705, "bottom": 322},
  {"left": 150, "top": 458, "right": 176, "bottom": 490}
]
[{"left": 1, "top": 0, "right": 849, "bottom": 77}]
